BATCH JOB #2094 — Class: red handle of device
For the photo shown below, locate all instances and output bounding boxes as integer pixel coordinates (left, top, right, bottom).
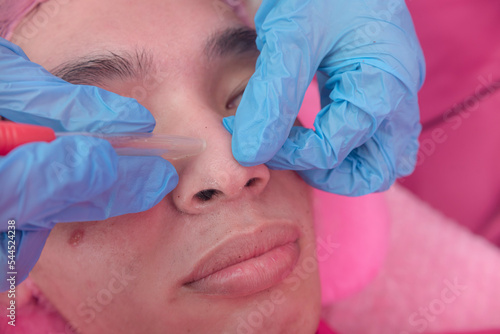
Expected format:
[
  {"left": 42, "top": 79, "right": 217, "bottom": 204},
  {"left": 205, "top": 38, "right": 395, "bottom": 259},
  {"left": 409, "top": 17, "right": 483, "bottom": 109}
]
[{"left": 0, "top": 122, "right": 56, "bottom": 156}]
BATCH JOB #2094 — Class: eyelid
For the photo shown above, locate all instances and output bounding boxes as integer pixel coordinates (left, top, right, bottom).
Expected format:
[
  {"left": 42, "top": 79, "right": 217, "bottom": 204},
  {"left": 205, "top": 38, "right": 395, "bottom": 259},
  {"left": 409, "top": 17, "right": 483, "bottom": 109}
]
[
  {"left": 226, "top": 79, "right": 249, "bottom": 109},
  {"left": 226, "top": 89, "right": 244, "bottom": 109}
]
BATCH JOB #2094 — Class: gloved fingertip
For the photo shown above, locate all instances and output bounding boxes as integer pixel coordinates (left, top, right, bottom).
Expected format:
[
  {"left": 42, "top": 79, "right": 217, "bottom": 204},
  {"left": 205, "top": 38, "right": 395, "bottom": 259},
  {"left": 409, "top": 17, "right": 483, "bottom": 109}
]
[
  {"left": 139, "top": 170, "right": 179, "bottom": 212},
  {"left": 164, "top": 169, "right": 179, "bottom": 193},
  {"left": 0, "top": 230, "right": 50, "bottom": 292},
  {"left": 91, "top": 88, "right": 156, "bottom": 133},
  {"left": 115, "top": 96, "right": 153, "bottom": 120},
  {"left": 223, "top": 116, "right": 263, "bottom": 165},
  {"left": 0, "top": 38, "right": 29, "bottom": 59},
  {"left": 231, "top": 141, "right": 271, "bottom": 166},
  {"left": 114, "top": 156, "right": 179, "bottom": 213},
  {"left": 56, "top": 136, "right": 120, "bottom": 192},
  {"left": 160, "top": 160, "right": 180, "bottom": 193},
  {"left": 222, "top": 116, "right": 235, "bottom": 134},
  {"left": 223, "top": 116, "right": 276, "bottom": 166}
]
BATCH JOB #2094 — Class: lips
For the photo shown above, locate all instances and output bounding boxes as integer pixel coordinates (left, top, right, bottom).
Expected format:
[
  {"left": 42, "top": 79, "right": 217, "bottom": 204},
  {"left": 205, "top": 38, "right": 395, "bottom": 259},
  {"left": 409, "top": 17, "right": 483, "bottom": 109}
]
[{"left": 183, "top": 224, "right": 300, "bottom": 297}]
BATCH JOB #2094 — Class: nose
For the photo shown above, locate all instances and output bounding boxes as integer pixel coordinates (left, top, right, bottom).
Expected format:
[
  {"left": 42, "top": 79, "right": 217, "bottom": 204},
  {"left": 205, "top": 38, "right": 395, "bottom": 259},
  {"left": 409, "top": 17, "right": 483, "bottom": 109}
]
[{"left": 171, "top": 121, "right": 270, "bottom": 214}]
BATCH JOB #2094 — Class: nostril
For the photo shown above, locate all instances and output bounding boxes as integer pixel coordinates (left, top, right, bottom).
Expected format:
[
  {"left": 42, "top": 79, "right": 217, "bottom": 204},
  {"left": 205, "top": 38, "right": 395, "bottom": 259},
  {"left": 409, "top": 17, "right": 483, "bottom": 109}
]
[
  {"left": 191, "top": 178, "right": 263, "bottom": 203},
  {"left": 194, "top": 189, "right": 221, "bottom": 202},
  {"left": 245, "top": 178, "right": 258, "bottom": 187}
]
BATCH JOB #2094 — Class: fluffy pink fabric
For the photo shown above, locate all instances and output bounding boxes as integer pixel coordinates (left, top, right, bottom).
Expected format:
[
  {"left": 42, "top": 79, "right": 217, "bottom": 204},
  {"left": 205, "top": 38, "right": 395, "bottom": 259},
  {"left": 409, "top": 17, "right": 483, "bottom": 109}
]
[
  {"left": 0, "top": 278, "right": 72, "bottom": 334},
  {"left": 322, "top": 184, "right": 500, "bottom": 333},
  {"left": 0, "top": 0, "right": 48, "bottom": 39}
]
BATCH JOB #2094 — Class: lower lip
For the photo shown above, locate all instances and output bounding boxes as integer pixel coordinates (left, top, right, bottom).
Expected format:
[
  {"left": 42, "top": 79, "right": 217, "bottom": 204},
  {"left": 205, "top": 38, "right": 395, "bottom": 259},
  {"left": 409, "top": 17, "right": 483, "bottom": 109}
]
[{"left": 186, "top": 241, "right": 300, "bottom": 297}]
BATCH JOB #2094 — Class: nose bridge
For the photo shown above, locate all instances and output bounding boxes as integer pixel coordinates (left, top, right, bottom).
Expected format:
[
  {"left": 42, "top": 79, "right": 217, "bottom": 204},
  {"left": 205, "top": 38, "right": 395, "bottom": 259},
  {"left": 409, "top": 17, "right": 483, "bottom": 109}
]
[{"left": 170, "top": 111, "right": 270, "bottom": 214}]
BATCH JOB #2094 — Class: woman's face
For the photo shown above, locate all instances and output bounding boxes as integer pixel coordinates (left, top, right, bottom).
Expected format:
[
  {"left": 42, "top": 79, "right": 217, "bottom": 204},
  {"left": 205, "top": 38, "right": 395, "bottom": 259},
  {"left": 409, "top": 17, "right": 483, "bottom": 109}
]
[{"left": 13, "top": 0, "right": 321, "bottom": 333}]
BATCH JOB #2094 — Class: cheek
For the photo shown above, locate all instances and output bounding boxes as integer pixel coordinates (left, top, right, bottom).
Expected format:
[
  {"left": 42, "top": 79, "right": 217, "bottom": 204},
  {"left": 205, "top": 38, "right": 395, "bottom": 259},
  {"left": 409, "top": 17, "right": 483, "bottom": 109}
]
[
  {"left": 269, "top": 171, "right": 313, "bottom": 217},
  {"left": 30, "top": 203, "right": 181, "bottom": 329},
  {"left": 32, "top": 204, "right": 168, "bottom": 290},
  {"left": 265, "top": 170, "right": 317, "bottom": 262}
]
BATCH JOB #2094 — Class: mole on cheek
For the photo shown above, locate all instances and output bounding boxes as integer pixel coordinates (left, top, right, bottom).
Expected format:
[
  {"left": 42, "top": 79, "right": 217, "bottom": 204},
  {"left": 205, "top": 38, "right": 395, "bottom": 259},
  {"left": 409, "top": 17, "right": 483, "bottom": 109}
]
[{"left": 68, "top": 229, "right": 85, "bottom": 247}]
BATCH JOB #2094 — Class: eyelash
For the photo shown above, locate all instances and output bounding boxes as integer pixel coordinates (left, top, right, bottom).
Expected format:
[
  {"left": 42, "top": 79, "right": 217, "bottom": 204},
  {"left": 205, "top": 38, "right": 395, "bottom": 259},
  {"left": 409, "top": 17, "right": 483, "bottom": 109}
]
[{"left": 226, "top": 81, "right": 248, "bottom": 110}]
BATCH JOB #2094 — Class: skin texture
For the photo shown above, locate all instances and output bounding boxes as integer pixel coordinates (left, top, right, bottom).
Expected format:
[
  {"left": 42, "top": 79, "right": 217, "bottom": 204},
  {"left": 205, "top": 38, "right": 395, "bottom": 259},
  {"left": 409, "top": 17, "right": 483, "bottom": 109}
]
[{"left": 10, "top": 0, "right": 321, "bottom": 333}]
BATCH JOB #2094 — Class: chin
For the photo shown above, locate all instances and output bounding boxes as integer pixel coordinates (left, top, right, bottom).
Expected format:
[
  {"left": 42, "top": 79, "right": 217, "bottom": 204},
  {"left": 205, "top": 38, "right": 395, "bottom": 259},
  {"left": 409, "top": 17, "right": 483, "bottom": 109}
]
[{"left": 223, "top": 275, "right": 322, "bottom": 334}]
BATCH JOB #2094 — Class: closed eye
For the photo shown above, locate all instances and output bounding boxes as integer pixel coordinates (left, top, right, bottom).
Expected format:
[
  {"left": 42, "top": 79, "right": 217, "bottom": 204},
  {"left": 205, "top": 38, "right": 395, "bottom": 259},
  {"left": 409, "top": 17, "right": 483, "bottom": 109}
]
[{"left": 226, "top": 88, "right": 245, "bottom": 110}]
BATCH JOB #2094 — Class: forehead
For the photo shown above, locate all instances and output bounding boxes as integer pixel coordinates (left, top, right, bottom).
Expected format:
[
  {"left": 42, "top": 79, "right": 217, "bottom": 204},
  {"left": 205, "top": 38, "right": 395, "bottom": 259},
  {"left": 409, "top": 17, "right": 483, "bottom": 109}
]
[{"left": 14, "top": 0, "right": 240, "bottom": 70}]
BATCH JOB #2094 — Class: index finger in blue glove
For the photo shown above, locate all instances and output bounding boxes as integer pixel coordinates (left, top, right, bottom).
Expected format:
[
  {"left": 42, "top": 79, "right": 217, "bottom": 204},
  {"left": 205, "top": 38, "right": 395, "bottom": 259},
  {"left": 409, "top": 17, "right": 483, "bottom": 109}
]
[
  {"left": 0, "top": 38, "right": 154, "bottom": 133},
  {"left": 0, "top": 135, "right": 178, "bottom": 229}
]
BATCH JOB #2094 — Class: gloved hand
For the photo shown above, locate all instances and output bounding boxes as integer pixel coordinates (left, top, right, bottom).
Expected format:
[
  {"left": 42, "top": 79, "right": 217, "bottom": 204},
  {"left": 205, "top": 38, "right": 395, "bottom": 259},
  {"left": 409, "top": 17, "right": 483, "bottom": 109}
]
[
  {"left": 223, "top": 0, "right": 425, "bottom": 195},
  {"left": 0, "top": 38, "right": 178, "bottom": 291}
]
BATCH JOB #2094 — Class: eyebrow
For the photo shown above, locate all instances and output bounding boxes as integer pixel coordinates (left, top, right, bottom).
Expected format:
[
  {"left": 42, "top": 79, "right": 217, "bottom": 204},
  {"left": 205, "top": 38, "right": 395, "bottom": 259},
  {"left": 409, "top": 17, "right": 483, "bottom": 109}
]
[
  {"left": 204, "top": 26, "right": 258, "bottom": 60},
  {"left": 51, "top": 27, "right": 258, "bottom": 85},
  {"left": 51, "top": 48, "right": 154, "bottom": 86}
]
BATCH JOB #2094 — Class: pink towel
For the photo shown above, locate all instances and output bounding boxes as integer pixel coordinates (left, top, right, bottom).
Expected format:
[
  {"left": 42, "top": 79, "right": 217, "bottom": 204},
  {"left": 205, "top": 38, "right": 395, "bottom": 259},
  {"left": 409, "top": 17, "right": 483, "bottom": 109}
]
[
  {"left": 321, "top": 185, "right": 500, "bottom": 334},
  {"left": 400, "top": 0, "right": 500, "bottom": 238}
]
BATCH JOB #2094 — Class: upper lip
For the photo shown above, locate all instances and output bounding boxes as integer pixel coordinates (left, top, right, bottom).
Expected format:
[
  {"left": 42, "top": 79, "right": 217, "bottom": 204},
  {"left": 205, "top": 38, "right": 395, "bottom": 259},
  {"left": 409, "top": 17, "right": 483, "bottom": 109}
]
[{"left": 183, "top": 223, "right": 300, "bottom": 285}]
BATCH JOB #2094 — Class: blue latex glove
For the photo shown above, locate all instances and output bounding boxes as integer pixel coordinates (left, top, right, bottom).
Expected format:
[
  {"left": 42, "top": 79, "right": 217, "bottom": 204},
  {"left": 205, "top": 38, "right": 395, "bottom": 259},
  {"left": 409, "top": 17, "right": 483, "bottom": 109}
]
[
  {"left": 0, "top": 38, "right": 178, "bottom": 291},
  {"left": 223, "top": 0, "right": 425, "bottom": 195}
]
